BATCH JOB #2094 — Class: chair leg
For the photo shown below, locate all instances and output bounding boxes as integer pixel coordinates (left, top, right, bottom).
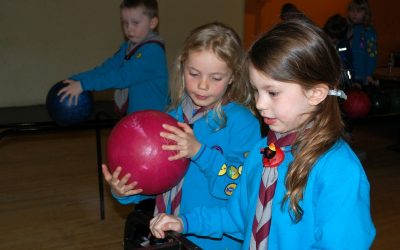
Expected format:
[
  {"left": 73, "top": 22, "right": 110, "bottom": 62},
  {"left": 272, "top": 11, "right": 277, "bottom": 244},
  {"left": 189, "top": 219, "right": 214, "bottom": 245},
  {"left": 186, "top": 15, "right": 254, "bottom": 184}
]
[{"left": 95, "top": 126, "right": 105, "bottom": 220}]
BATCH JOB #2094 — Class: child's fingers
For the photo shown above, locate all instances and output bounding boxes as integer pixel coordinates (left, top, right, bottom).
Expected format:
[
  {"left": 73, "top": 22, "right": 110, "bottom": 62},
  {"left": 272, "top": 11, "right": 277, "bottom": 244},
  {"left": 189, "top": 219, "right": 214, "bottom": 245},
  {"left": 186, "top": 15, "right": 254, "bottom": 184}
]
[
  {"left": 150, "top": 214, "right": 183, "bottom": 238},
  {"left": 57, "top": 83, "right": 70, "bottom": 96},
  {"left": 118, "top": 173, "right": 131, "bottom": 187},
  {"left": 73, "top": 95, "right": 78, "bottom": 106},
  {"left": 150, "top": 214, "right": 166, "bottom": 239},
  {"left": 161, "top": 144, "right": 180, "bottom": 151},
  {"left": 161, "top": 141, "right": 189, "bottom": 160},
  {"left": 119, "top": 181, "right": 142, "bottom": 196},
  {"left": 162, "top": 123, "right": 185, "bottom": 136},
  {"left": 125, "top": 187, "right": 143, "bottom": 196},
  {"left": 68, "top": 95, "right": 74, "bottom": 107},
  {"left": 152, "top": 227, "right": 165, "bottom": 239},
  {"left": 57, "top": 89, "right": 65, "bottom": 97},
  {"left": 168, "top": 154, "right": 184, "bottom": 161},
  {"left": 102, "top": 164, "right": 112, "bottom": 183},
  {"left": 111, "top": 166, "right": 122, "bottom": 182},
  {"left": 160, "top": 131, "right": 181, "bottom": 143},
  {"left": 161, "top": 144, "right": 187, "bottom": 160},
  {"left": 62, "top": 79, "right": 73, "bottom": 84},
  {"left": 58, "top": 91, "right": 68, "bottom": 103},
  {"left": 177, "top": 122, "right": 193, "bottom": 133},
  {"left": 164, "top": 221, "right": 183, "bottom": 233}
]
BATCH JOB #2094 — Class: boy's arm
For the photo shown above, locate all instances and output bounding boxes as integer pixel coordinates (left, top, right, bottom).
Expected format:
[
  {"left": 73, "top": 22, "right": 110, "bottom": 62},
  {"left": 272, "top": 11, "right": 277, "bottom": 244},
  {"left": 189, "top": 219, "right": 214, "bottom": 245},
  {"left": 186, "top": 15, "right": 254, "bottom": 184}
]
[
  {"left": 80, "top": 43, "right": 167, "bottom": 91},
  {"left": 71, "top": 42, "right": 127, "bottom": 81},
  {"left": 191, "top": 109, "right": 261, "bottom": 199}
]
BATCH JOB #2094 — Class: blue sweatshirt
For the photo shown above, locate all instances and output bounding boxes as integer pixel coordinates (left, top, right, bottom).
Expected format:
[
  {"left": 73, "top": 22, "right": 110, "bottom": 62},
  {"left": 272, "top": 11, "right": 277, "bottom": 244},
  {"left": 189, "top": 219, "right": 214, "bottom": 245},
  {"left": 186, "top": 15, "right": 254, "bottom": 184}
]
[
  {"left": 350, "top": 24, "right": 377, "bottom": 84},
  {"left": 182, "top": 138, "right": 376, "bottom": 249},
  {"left": 71, "top": 40, "right": 169, "bottom": 113},
  {"left": 115, "top": 102, "right": 261, "bottom": 249}
]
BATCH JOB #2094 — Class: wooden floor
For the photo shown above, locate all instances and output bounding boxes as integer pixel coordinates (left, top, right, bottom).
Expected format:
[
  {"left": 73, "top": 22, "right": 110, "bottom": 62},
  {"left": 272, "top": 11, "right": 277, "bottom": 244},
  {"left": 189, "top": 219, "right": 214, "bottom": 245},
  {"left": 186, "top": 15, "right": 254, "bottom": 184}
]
[
  {"left": 0, "top": 129, "right": 133, "bottom": 250},
  {"left": 350, "top": 118, "right": 400, "bottom": 250},
  {"left": 0, "top": 118, "right": 399, "bottom": 249}
]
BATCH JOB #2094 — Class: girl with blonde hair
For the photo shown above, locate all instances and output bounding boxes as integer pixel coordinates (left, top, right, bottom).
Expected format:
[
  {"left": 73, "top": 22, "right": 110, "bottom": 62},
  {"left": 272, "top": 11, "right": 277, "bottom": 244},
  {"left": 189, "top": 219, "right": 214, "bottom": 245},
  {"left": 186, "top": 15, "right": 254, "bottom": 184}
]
[{"left": 103, "top": 22, "right": 261, "bottom": 249}]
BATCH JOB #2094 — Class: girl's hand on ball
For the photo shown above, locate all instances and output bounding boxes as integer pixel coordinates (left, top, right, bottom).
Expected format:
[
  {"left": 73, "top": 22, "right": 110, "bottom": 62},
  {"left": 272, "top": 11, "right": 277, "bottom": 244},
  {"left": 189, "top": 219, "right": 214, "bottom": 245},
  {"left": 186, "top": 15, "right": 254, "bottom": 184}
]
[
  {"left": 102, "top": 164, "right": 143, "bottom": 196},
  {"left": 160, "top": 122, "right": 201, "bottom": 160}
]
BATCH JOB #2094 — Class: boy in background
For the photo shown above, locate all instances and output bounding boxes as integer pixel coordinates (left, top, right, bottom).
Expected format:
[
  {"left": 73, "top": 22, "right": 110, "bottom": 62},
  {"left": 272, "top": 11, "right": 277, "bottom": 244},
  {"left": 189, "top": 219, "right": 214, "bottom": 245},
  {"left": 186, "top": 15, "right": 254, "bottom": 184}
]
[
  {"left": 58, "top": 0, "right": 169, "bottom": 115},
  {"left": 324, "top": 14, "right": 354, "bottom": 90}
]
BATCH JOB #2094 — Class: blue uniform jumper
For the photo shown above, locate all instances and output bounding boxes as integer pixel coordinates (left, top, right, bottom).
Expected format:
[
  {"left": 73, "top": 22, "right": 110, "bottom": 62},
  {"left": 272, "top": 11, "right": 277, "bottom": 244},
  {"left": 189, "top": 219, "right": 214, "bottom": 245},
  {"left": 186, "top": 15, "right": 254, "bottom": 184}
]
[
  {"left": 114, "top": 101, "right": 261, "bottom": 249},
  {"left": 180, "top": 138, "right": 376, "bottom": 249},
  {"left": 71, "top": 32, "right": 169, "bottom": 114}
]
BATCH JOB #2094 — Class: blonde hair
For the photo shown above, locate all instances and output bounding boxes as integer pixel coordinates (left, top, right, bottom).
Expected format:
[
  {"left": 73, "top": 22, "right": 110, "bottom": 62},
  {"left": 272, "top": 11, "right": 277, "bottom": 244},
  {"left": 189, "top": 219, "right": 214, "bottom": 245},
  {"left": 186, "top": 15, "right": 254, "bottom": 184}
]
[
  {"left": 348, "top": 0, "right": 372, "bottom": 25},
  {"left": 247, "top": 20, "right": 345, "bottom": 222},
  {"left": 169, "top": 22, "right": 253, "bottom": 129}
]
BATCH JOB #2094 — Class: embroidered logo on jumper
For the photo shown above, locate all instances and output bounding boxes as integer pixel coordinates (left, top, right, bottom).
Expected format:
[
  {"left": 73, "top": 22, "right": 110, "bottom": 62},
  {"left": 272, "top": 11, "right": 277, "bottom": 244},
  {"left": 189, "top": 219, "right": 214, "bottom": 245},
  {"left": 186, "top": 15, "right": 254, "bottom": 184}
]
[
  {"left": 218, "top": 164, "right": 227, "bottom": 175},
  {"left": 225, "top": 183, "right": 237, "bottom": 196},
  {"left": 212, "top": 145, "right": 223, "bottom": 154},
  {"left": 136, "top": 52, "right": 142, "bottom": 59},
  {"left": 227, "top": 166, "right": 240, "bottom": 180}
]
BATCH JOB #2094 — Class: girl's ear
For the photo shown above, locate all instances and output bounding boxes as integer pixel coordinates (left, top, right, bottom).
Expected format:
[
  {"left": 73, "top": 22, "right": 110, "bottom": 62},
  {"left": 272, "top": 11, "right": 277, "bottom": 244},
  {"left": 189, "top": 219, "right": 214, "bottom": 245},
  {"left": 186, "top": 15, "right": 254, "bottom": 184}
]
[
  {"left": 150, "top": 17, "right": 159, "bottom": 30},
  {"left": 306, "top": 83, "right": 329, "bottom": 106}
]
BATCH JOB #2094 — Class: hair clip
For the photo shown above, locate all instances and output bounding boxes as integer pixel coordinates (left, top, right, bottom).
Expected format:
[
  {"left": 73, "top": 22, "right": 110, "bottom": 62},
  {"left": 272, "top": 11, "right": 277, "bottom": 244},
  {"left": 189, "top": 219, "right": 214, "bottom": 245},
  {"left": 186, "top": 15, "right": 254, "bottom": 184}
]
[{"left": 328, "top": 89, "right": 347, "bottom": 100}]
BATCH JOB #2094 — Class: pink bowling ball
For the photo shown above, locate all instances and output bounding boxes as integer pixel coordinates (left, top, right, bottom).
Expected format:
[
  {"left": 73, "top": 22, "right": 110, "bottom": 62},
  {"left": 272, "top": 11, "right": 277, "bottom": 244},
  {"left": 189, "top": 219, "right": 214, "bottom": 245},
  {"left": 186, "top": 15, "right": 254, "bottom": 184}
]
[
  {"left": 342, "top": 88, "right": 371, "bottom": 118},
  {"left": 107, "top": 110, "right": 189, "bottom": 195}
]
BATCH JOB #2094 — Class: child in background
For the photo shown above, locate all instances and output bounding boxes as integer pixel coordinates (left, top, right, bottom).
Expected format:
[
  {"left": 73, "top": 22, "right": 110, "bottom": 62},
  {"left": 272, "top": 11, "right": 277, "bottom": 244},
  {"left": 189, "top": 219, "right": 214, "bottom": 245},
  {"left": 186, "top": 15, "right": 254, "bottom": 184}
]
[
  {"left": 279, "top": 3, "right": 312, "bottom": 23},
  {"left": 347, "top": 0, "right": 378, "bottom": 86},
  {"left": 324, "top": 14, "right": 354, "bottom": 90},
  {"left": 150, "top": 20, "right": 376, "bottom": 249},
  {"left": 103, "top": 22, "right": 261, "bottom": 249},
  {"left": 58, "top": 0, "right": 168, "bottom": 115}
]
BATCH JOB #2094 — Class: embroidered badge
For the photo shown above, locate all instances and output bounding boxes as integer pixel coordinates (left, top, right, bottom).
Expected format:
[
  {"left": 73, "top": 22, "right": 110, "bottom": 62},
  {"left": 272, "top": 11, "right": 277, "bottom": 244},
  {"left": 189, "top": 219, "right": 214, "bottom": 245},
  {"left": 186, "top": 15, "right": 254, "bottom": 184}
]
[
  {"left": 212, "top": 145, "right": 223, "bottom": 154},
  {"left": 225, "top": 183, "right": 237, "bottom": 196},
  {"left": 218, "top": 164, "right": 227, "bottom": 176},
  {"left": 227, "top": 166, "right": 240, "bottom": 180},
  {"left": 260, "top": 143, "right": 284, "bottom": 168}
]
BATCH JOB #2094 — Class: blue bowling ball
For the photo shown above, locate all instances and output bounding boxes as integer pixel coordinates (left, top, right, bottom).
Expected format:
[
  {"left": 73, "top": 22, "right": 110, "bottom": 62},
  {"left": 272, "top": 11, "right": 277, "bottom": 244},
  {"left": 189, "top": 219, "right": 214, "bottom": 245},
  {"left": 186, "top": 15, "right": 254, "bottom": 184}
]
[{"left": 46, "top": 81, "right": 94, "bottom": 126}]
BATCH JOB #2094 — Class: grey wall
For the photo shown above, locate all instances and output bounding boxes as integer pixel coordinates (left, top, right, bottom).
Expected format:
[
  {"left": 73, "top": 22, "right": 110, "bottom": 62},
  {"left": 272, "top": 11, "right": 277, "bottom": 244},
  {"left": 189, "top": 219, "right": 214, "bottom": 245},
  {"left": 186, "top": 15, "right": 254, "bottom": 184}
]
[{"left": 0, "top": 0, "right": 244, "bottom": 107}]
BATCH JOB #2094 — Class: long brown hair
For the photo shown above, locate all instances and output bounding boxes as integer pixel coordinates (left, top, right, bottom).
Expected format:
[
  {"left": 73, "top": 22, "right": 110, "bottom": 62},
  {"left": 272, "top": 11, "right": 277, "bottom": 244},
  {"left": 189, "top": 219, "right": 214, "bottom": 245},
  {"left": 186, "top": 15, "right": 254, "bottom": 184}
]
[
  {"left": 169, "top": 22, "right": 253, "bottom": 129},
  {"left": 248, "top": 20, "right": 345, "bottom": 222}
]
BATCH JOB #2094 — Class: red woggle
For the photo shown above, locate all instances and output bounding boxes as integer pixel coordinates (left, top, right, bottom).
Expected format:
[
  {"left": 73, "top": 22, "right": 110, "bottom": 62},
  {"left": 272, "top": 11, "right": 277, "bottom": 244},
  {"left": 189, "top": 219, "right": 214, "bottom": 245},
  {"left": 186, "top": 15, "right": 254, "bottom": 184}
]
[{"left": 260, "top": 143, "right": 284, "bottom": 168}]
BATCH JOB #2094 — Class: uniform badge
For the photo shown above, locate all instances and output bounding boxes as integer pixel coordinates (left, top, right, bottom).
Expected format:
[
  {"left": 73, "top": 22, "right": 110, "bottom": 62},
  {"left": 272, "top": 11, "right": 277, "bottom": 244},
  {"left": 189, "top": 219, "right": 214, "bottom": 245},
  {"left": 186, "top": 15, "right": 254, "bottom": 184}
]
[
  {"left": 225, "top": 183, "right": 237, "bottom": 196},
  {"left": 260, "top": 143, "right": 284, "bottom": 168},
  {"left": 227, "top": 166, "right": 240, "bottom": 180},
  {"left": 218, "top": 164, "right": 227, "bottom": 176}
]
